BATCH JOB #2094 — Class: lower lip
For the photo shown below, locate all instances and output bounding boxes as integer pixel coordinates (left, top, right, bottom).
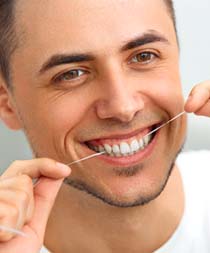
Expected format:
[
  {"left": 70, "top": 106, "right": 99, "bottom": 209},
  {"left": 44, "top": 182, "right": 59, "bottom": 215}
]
[{"left": 83, "top": 130, "right": 160, "bottom": 167}]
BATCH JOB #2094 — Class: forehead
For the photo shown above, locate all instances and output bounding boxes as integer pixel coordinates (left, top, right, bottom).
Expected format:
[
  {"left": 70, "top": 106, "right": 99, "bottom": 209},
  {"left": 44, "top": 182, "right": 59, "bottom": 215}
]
[{"left": 15, "top": 0, "right": 175, "bottom": 56}]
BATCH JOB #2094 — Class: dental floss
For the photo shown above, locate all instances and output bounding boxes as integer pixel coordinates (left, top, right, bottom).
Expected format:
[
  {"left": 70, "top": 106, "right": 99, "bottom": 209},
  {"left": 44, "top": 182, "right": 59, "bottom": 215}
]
[
  {"left": 143, "top": 111, "right": 186, "bottom": 138},
  {"left": 0, "top": 225, "right": 27, "bottom": 237},
  {"left": 0, "top": 111, "right": 186, "bottom": 238},
  {"left": 67, "top": 151, "right": 106, "bottom": 166},
  {"left": 66, "top": 111, "right": 186, "bottom": 165}
]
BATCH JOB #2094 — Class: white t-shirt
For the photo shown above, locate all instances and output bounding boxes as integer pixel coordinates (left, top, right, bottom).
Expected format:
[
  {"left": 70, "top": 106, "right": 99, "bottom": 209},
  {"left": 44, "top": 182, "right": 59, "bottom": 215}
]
[
  {"left": 40, "top": 246, "right": 49, "bottom": 253},
  {"left": 155, "top": 150, "right": 210, "bottom": 253},
  {"left": 41, "top": 150, "right": 210, "bottom": 253}
]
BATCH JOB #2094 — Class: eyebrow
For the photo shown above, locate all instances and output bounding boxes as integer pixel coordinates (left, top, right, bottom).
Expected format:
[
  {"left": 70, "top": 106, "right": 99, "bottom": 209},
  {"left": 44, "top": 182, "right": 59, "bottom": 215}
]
[
  {"left": 120, "top": 30, "right": 170, "bottom": 51},
  {"left": 39, "top": 54, "right": 95, "bottom": 74},
  {"left": 39, "top": 30, "right": 169, "bottom": 75}
]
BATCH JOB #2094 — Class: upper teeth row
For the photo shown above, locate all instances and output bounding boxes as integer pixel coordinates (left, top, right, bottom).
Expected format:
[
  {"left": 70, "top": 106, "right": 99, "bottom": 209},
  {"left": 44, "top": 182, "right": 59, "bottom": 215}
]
[{"left": 91, "top": 135, "right": 152, "bottom": 156}]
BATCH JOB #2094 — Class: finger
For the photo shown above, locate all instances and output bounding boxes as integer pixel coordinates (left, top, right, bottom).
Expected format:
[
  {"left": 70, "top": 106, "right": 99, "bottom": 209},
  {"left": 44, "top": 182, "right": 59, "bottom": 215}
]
[
  {"left": 0, "top": 175, "right": 33, "bottom": 191},
  {"left": 194, "top": 99, "right": 210, "bottom": 117},
  {"left": 0, "top": 201, "right": 22, "bottom": 242},
  {"left": 0, "top": 189, "right": 29, "bottom": 228},
  {"left": 28, "top": 177, "right": 64, "bottom": 239},
  {"left": 185, "top": 85, "right": 210, "bottom": 113},
  {"left": 0, "top": 175, "right": 34, "bottom": 222},
  {"left": 0, "top": 159, "right": 71, "bottom": 241},
  {"left": 1, "top": 158, "right": 70, "bottom": 181}
]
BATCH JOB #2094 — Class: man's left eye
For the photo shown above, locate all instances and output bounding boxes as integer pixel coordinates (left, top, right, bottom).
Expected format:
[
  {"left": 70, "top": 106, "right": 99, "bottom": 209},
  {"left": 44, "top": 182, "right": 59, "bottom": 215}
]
[{"left": 130, "top": 52, "right": 157, "bottom": 64}]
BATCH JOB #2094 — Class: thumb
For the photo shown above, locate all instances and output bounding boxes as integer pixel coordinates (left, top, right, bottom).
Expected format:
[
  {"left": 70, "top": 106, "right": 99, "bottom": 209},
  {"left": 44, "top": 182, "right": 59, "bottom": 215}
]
[{"left": 28, "top": 175, "right": 68, "bottom": 239}]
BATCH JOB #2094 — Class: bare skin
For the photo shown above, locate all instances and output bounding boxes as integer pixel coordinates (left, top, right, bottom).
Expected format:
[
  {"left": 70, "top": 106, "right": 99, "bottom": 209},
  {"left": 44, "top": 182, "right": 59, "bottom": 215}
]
[
  {"left": 0, "top": 0, "right": 209, "bottom": 252},
  {"left": 0, "top": 159, "right": 71, "bottom": 253}
]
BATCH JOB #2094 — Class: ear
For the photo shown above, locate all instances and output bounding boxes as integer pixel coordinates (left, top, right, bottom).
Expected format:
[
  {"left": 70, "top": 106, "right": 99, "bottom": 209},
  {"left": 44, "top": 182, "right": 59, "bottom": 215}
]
[{"left": 0, "top": 78, "right": 22, "bottom": 130}]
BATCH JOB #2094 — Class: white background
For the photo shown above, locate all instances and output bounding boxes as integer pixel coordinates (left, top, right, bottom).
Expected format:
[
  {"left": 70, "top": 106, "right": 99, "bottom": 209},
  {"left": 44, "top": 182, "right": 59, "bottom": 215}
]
[{"left": 0, "top": 0, "right": 210, "bottom": 172}]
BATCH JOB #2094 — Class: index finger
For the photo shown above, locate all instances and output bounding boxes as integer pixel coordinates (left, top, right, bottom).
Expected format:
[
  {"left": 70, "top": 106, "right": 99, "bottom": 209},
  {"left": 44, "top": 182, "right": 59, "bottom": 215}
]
[
  {"left": 184, "top": 84, "right": 210, "bottom": 113},
  {"left": 1, "top": 158, "right": 70, "bottom": 180}
]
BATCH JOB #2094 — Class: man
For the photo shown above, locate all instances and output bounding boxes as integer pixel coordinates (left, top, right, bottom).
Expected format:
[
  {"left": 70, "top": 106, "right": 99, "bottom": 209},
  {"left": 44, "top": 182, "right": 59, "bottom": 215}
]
[{"left": 0, "top": 0, "right": 210, "bottom": 252}]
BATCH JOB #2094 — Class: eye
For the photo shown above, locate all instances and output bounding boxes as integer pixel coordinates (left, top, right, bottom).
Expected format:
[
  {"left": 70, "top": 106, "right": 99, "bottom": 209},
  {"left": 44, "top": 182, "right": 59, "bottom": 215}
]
[
  {"left": 54, "top": 69, "right": 88, "bottom": 83},
  {"left": 130, "top": 51, "right": 157, "bottom": 64}
]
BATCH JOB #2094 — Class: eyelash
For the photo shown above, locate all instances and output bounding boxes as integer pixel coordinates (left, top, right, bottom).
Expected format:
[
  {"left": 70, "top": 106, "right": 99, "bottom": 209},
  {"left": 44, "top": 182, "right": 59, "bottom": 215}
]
[
  {"left": 53, "top": 69, "right": 89, "bottom": 84},
  {"left": 52, "top": 51, "right": 159, "bottom": 86},
  {"left": 129, "top": 51, "right": 159, "bottom": 65}
]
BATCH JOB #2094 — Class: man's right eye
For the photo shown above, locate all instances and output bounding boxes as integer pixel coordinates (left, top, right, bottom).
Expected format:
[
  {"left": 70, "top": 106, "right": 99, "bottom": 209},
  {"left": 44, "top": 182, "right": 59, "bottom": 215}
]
[{"left": 54, "top": 69, "right": 88, "bottom": 83}]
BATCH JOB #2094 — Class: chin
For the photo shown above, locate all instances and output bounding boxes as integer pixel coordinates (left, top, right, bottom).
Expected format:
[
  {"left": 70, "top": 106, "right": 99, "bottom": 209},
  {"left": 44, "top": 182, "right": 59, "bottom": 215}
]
[{"left": 64, "top": 157, "right": 176, "bottom": 208}]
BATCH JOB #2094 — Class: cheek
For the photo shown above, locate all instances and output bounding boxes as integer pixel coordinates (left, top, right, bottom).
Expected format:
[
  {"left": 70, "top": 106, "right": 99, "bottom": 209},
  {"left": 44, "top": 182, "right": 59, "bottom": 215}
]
[
  {"left": 139, "top": 72, "right": 184, "bottom": 115},
  {"left": 15, "top": 87, "right": 90, "bottom": 143},
  {"left": 151, "top": 82, "right": 183, "bottom": 111},
  {"left": 39, "top": 95, "right": 90, "bottom": 134},
  {"left": 131, "top": 51, "right": 183, "bottom": 114}
]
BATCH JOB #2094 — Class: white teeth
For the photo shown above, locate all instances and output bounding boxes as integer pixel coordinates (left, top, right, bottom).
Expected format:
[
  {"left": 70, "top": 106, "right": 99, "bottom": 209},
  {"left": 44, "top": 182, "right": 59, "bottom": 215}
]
[
  {"left": 120, "top": 142, "right": 131, "bottom": 155},
  {"left": 139, "top": 139, "right": 144, "bottom": 150},
  {"left": 94, "top": 146, "right": 99, "bottom": 152},
  {"left": 89, "top": 133, "right": 154, "bottom": 157},
  {"left": 99, "top": 145, "right": 105, "bottom": 152},
  {"left": 130, "top": 139, "right": 140, "bottom": 153},
  {"left": 104, "top": 144, "right": 112, "bottom": 154},
  {"left": 143, "top": 135, "right": 150, "bottom": 146},
  {"left": 112, "top": 144, "right": 120, "bottom": 155}
]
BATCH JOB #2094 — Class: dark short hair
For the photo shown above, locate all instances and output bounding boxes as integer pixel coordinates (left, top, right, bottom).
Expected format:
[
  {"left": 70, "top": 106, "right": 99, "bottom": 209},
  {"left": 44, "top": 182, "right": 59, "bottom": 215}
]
[
  {"left": 0, "top": 0, "right": 16, "bottom": 88},
  {"left": 0, "top": 0, "right": 177, "bottom": 88},
  {"left": 164, "top": 0, "right": 177, "bottom": 29}
]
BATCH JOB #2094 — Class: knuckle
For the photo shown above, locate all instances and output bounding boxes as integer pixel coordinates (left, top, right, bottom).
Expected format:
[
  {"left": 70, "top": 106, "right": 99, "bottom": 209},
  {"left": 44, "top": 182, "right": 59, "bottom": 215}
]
[
  {"left": 40, "top": 157, "right": 55, "bottom": 165},
  {"left": 39, "top": 157, "right": 56, "bottom": 171},
  {"left": 0, "top": 205, "right": 19, "bottom": 226},
  {"left": 18, "top": 174, "right": 33, "bottom": 188},
  {"left": 9, "top": 204, "right": 19, "bottom": 219},
  {"left": 16, "top": 190, "right": 30, "bottom": 206}
]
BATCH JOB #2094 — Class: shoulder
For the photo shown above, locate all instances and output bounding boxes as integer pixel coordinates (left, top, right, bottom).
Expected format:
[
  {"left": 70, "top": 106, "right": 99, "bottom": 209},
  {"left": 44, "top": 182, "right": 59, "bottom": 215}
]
[
  {"left": 176, "top": 151, "right": 210, "bottom": 245},
  {"left": 176, "top": 150, "right": 210, "bottom": 207},
  {"left": 176, "top": 150, "right": 210, "bottom": 191}
]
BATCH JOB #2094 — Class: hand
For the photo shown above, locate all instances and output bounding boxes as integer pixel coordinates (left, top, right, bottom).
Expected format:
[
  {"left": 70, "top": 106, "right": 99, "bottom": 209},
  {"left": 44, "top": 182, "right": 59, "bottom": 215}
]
[
  {"left": 184, "top": 80, "right": 210, "bottom": 117},
  {"left": 0, "top": 158, "right": 71, "bottom": 253}
]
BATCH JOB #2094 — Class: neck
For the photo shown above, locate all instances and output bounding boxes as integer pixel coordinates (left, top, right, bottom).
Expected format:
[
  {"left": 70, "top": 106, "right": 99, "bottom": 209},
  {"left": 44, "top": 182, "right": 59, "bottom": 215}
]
[{"left": 45, "top": 165, "right": 184, "bottom": 253}]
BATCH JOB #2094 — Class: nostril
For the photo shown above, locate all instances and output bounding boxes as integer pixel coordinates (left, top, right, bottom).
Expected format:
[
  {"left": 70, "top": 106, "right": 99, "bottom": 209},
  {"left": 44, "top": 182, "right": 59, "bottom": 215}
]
[{"left": 95, "top": 92, "right": 145, "bottom": 121}]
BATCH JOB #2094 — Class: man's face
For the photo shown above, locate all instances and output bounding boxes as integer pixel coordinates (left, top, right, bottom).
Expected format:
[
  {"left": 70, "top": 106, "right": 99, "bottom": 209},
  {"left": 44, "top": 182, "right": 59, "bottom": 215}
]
[{"left": 10, "top": 0, "right": 186, "bottom": 206}]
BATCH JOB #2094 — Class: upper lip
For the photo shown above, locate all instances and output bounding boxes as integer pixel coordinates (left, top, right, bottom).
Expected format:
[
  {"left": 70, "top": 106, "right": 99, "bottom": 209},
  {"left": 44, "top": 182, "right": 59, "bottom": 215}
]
[{"left": 83, "top": 121, "right": 162, "bottom": 143}]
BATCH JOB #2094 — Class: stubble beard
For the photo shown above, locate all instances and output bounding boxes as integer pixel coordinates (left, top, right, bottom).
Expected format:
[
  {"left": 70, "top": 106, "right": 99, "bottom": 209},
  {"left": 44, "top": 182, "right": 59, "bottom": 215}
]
[
  {"left": 19, "top": 108, "right": 185, "bottom": 208},
  {"left": 64, "top": 146, "right": 184, "bottom": 208},
  {"left": 21, "top": 116, "right": 185, "bottom": 208}
]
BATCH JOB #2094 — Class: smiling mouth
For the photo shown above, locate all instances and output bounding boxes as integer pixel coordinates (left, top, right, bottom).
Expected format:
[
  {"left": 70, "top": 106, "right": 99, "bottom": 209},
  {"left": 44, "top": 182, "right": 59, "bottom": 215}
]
[{"left": 85, "top": 124, "right": 158, "bottom": 158}]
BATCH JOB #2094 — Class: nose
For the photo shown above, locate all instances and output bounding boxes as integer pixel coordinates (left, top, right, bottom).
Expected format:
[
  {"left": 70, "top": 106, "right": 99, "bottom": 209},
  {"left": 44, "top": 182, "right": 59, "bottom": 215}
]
[{"left": 95, "top": 74, "right": 145, "bottom": 123}]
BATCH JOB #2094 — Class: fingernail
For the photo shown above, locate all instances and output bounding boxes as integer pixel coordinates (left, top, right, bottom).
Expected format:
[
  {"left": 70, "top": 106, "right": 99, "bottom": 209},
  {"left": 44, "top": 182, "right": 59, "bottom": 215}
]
[{"left": 56, "top": 162, "right": 71, "bottom": 174}]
